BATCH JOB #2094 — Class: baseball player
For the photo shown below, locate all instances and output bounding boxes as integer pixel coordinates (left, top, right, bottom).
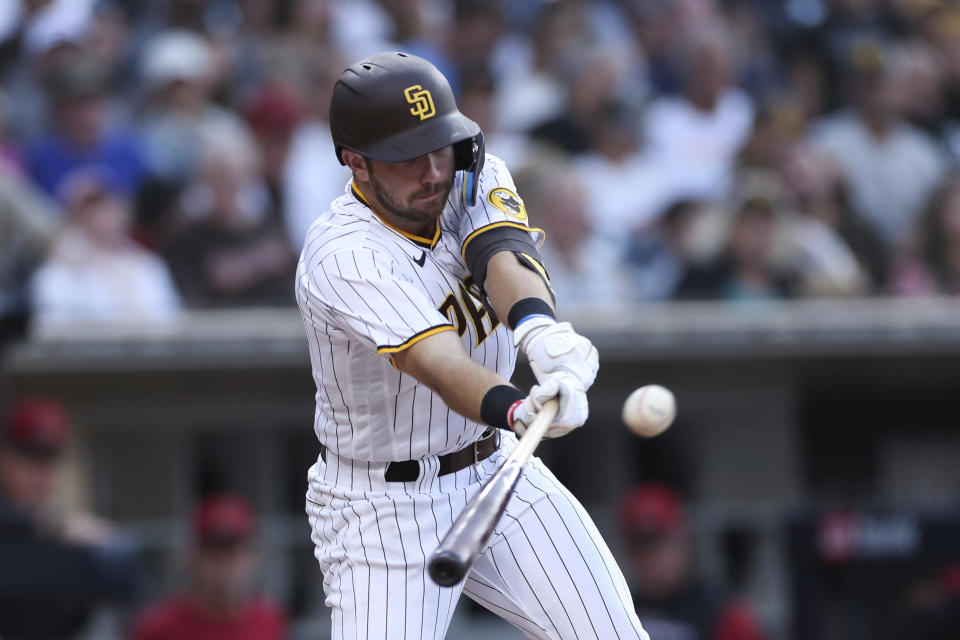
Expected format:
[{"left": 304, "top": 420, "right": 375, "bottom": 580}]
[{"left": 296, "top": 52, "right": 648, "bottom": 640}]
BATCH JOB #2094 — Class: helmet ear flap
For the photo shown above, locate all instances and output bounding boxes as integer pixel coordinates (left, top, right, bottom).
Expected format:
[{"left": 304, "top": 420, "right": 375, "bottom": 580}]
[{"left": 458, "top": 132, "right": 485, "bottom": 207}]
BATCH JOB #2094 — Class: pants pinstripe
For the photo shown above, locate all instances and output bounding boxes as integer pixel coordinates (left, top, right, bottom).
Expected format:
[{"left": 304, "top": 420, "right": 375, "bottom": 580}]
[{"left": 306, "top": 432, "right": 649, "bottom": 640}]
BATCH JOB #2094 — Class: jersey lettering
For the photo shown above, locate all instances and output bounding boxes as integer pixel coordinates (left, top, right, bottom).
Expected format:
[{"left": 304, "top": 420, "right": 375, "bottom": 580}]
[
  {"left": 458, "top": 282, "right": 498, "bottom": 347},
  {"left": 436, "top": 283, "right": 499, "bottom": 345},
  {"left": 438, "top": 293, "right": 467, "bottom": 336}
]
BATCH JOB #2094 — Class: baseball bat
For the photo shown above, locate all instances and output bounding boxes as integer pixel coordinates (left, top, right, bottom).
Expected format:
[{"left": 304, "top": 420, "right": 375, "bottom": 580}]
[{"left": 428, "top": 398, "right": 559, "bottom": 586}]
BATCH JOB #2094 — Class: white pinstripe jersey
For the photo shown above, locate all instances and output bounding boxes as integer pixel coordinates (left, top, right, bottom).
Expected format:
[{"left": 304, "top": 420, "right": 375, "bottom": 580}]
[{"left": 296, "top": 154, "right": 543, "bottom": 463}]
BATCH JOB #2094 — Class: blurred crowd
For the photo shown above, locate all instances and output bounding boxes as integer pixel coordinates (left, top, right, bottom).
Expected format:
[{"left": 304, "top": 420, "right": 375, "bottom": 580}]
[
  {"left": 0, "top": 396, "right": 287, "bottom": 639},
  {"left": 2, "top": 0, "right": 960, "bottom": 338}
]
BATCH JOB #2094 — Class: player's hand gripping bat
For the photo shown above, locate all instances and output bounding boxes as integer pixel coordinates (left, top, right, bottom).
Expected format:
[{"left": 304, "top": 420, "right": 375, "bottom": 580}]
[{"left": 428, "top": 398, "right": 559, "bottom": 586}]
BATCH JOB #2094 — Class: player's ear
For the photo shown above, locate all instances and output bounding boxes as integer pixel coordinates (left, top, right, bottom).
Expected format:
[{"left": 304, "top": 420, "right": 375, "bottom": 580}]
[{"left": 342, "top": 150, "right": 370, "bottom": 181}]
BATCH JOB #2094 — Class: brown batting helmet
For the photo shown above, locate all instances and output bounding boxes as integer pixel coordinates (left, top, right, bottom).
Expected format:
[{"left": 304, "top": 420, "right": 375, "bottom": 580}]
[{"left": 329, "top": 51, "right": 485, "bottom": 205}]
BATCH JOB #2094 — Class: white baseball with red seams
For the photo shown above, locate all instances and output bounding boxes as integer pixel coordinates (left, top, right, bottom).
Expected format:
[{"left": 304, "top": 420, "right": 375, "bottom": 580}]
[{"left": 623, "top": 385, "right": 676, "bottom": 437}]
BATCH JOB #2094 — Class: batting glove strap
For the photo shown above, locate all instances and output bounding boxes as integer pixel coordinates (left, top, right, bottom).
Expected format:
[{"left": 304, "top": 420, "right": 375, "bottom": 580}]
[
  {"left": 510, "top": 374, "right": 589, "bottom": 438},
  {"left": 514, "top": 320, "right": 599, "bottom": 389}
]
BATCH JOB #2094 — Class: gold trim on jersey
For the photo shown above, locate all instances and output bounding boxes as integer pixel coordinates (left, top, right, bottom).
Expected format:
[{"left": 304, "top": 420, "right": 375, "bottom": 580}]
[
  {"left": 518, "top": 252, "right": 551, "bottom": 284},
  {"left": 376, "top": 324, "right": 456, "bottom": 355},
  {"left": 459, "top": 221, "right": 545, "bottom": 261},
  {"left": 352, "top": 182, "right": 441, "bottom": 249}
]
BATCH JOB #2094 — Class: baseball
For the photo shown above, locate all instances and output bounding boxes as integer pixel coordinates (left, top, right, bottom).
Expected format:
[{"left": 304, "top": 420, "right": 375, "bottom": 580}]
[{"left": 622, "top": 385, "right": 676, "bottom": 437}]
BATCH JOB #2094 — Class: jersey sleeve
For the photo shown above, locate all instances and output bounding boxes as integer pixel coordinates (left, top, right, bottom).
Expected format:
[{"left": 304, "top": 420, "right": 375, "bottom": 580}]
[
  {"left": 299, "top": 248, "right": 455, "bottom": 357},
  {"left": 457, "top": 154, "right": 544, "bottom": 261}
]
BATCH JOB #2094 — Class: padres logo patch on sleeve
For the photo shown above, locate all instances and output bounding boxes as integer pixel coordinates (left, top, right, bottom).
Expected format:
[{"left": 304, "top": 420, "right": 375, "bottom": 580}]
[
  {"left": 404, "top": 84, "right": 435, "bottom": 120},
  {"left": 487, "top": 188, "right": 527, "bottom": 222}
]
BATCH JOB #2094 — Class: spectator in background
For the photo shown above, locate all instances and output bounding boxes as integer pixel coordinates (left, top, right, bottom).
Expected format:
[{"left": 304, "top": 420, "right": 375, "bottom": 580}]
[
  {"left": 376, "top": 0, "right": 457, "bottom": 87},
  {"left": 643, "top": 23, "right": 755, "bottom": 202},
  {"left": 530, "top": 47, "right": 621, "bottom": 156},
  {"left": 0, "top": 0, "right": 99, "bottom": 142},
  {"left": 0, "top": 169, "right": 57, "bottom": 343},
  {"left": 130, "top": 494, "right": 286, "bottom": 640},
  {"left": 808, "top": 38, "right": 947, "bottom": 257},
  {"left": 282, "top": 56, "right": 352, "bottom": 249},
  {"left": 245, "top": 84, "right": 304, "bottom": 219},
  {"left": 0, "top": 89, "right": 24, "bottom": 175},
  {"left": 740, "top": 98, "right": 885, "bottom": 291},
  {"left": 0, "top": 397, "right": 140, "bottom": 639},
  {"left": 30, "top": 168, "right": 181, "bottom": 323},
  {"left": 138, "top": 29, "right": 252, "bottom": 183},
  {"left": 887, "top": 39, "right": 948, "bottom": 141},
  {"left": 802, "top": 0, "right": 900, "bottom": 114},
  {"left": 493, "top": 1, "right": 581, "bottom": 134},
  {"left": 892, "top": 172, "right": 960, "bottom": 296},
  {"left": 620, "top": 0, "right": 697, "bottom": 98},
  {"left": 520, "top": 163, "right": 629, "bottom": 310},
  {"left": 85, "top": 1, "right": 133, "bottom": 90},
  {"left": 935, "top": 7, "right": 960, "bottom": 160},
  {"left": 258, "top": 0, "right": 337, "bottom": 91},
  {"left": 619, "top": 484, "right": 766, "bottom": 640},
  {"left": 27, "top": 56, "right": 145, "bottom": 200},
  {"left": 0, "top": 86, "right": 59, "bottom": 342},
  {"left": 574, "top": 100, "right": 676, "bottom": 242},
  {"left": 778, "top": 144, "right": 881, "bottom": 294},
  {"left": 164, "top": 141, "right": 296, "bottom": 308},
  {"left": 626, "top": 199, "right": 705, "bottom": 301},
  {"left": 447, "top": 1, "right": 504, "bottom": 98},
  {"left": 201, "top": 0, "right": 268, "bottom": 107},
  {"left": 675, "top": 193, "right": 797, "bottom": 301}
]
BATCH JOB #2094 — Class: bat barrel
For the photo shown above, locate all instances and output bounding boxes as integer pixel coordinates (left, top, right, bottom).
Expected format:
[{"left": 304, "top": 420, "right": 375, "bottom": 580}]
[{"left": 427, "top": 463, "right": 518, "bottom": 586}]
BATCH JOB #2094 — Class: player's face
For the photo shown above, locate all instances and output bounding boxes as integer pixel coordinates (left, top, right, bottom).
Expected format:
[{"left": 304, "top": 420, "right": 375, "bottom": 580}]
[{"left": 365, "top": 146, "right": 456, "bottom": 225}]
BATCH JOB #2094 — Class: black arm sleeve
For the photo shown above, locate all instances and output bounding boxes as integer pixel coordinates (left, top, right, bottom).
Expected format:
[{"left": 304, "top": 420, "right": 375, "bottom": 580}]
[{"left": 463, "top": 226, "right": 550, "bottom": 294}]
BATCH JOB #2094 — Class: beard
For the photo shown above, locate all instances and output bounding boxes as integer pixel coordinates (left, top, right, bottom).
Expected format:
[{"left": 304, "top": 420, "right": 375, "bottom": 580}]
[{"left": 366, "top": 162, "right": 454, "bottom": 225}]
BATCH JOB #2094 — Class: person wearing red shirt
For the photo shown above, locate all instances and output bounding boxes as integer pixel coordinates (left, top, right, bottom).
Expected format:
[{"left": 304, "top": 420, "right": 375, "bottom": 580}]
[
  {"left": 0, "top": 397, "right": 140, "bottom": 639},
  {"left": 620, "top": 484, "right": 767, "bottom": 640},
  {"left": 130, "top": 494, "right": 286, "bottom": 640}
]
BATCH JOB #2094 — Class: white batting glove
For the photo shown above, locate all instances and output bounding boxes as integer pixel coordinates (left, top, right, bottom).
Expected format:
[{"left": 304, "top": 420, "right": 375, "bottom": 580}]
[
  {"left": 508, "top": 374, "right": 589, "bottom": 439},
  {"left": 513, "top": 317, "right": 599, "bottom": 389}
]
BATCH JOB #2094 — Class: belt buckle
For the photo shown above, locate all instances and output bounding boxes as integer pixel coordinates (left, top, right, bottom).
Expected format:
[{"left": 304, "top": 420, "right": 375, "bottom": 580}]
[{"left": 473, "top": 439, "right": 480, "bottom": 466}]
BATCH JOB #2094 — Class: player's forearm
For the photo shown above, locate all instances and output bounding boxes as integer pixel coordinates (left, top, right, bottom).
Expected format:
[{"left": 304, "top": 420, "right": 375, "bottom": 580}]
[
  {"left": 482, "top": 251, "right": 554, "bottom": 324},
  {"left": 392, "top": 330, "right": 517, "bottom": 426},
  {"left": 420, "top": 355, "right": 510, "bottom": 424}
]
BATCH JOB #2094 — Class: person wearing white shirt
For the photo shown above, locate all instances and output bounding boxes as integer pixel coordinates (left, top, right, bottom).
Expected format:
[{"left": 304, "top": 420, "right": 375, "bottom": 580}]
[
  {"left": 30, "top": 170, "right": 181, "bottom": 323},
  {"left": 809, "top": 60, "right": 947, "bottom": 250},
  {"left": 642, "top": 25, "right": 754, "bottom": 202}
]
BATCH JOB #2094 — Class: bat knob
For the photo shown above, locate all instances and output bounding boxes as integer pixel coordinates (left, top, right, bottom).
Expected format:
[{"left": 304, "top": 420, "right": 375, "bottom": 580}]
[{"left": 428, "top": 550, "right": 466, "bottom": 587}]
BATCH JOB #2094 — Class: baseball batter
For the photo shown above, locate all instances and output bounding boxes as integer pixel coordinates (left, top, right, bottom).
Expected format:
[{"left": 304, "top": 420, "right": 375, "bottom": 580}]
[{"left": 297, "top": 52, "right": 648, "bottom": 640}]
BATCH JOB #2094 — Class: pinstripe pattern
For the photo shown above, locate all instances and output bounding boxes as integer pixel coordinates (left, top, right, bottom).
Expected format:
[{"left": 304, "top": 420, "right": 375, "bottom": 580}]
[
  {"left": 298, "top": 154, "right": 646, "bottom": 639},
  {"left": 305, "top": 431, "right": 648, "bottom": 639}
]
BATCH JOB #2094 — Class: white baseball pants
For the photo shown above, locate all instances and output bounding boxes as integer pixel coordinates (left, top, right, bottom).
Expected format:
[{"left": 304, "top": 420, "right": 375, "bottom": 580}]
[{"left": 305, "top": 431, "right": 649, "bottom": 640}]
